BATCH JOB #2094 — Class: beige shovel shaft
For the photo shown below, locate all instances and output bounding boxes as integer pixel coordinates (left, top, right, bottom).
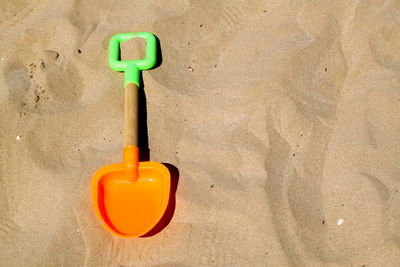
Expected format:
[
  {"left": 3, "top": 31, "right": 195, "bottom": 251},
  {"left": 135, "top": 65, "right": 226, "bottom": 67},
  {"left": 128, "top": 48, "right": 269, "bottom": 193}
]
[{"left": 124, "top": 83, "right": 138, "bottom": 147}]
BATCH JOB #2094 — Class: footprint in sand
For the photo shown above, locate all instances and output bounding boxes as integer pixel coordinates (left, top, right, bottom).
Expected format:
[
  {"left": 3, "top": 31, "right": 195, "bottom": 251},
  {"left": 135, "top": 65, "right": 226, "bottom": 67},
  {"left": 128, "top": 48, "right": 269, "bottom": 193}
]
[
  {"left": 4, "top": 53, "right": 83, "bottom": 115},
  {"left": 2, "top": 17, "right": 97, "bottom": 175},
  {"left": 4, "top": 15, "right": 85, "bottom": 114}
]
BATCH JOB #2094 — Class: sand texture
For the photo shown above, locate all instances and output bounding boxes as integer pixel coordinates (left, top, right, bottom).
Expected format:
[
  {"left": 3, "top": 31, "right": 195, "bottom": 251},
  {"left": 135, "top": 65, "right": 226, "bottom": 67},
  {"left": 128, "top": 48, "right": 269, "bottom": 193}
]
[{"left": 1, "top": 0, "right": 400, "bottom": 266}]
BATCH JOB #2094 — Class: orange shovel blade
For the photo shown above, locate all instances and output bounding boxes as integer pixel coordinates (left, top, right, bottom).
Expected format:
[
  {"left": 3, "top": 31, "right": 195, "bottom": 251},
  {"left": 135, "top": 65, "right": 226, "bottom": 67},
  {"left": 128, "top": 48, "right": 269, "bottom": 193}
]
[{"left": 91, "top": 146, "right": 170, "bottom": 238}]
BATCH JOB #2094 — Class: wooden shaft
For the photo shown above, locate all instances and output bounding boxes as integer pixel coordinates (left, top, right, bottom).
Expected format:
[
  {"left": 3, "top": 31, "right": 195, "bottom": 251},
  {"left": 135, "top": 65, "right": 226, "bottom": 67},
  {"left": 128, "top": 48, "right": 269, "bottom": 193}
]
[{"left": 124, "top": 83, "right": 138, "bottom": 146}]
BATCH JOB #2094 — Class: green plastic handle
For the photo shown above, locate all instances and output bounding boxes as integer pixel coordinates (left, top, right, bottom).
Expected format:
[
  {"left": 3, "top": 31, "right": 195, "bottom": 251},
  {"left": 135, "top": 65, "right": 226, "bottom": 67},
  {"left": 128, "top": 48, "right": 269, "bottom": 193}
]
[{"left": 108, "top": 32, "right": 157, "bottom": 87}]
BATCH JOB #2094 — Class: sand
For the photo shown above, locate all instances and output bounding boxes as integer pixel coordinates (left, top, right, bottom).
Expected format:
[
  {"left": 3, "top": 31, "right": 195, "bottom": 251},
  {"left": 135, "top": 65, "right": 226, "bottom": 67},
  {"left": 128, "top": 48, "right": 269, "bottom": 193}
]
[{"left": 1, "top": 0, "right": 400, "bottom": 266}]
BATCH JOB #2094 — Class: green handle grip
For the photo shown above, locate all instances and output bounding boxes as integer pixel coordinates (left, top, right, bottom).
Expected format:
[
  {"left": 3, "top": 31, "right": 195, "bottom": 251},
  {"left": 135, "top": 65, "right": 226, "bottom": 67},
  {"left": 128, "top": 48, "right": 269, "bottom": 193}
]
[{"left": 108, "top": 32, "right": 157, "bottom": 87}]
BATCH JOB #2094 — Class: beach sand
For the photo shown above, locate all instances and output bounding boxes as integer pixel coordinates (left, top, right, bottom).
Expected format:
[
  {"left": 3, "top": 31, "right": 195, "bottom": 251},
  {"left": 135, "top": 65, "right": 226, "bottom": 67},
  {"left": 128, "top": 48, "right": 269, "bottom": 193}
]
[{"left": 1, "top": 0, "right": 400, "bottom": 266}]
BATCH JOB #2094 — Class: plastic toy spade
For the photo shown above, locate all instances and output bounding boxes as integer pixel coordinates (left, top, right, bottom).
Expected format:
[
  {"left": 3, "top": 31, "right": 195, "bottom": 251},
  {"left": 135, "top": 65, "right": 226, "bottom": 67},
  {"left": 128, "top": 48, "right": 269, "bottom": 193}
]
[{"left": 91, "top": 32, "right": 170, "bottom": 238}]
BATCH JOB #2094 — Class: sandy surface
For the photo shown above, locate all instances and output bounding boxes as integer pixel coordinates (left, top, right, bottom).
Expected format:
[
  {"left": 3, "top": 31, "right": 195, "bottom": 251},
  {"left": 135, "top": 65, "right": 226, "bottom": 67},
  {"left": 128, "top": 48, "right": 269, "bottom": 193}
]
[{"left": 1, "top": 0, "right": 400, "bottom": 266}]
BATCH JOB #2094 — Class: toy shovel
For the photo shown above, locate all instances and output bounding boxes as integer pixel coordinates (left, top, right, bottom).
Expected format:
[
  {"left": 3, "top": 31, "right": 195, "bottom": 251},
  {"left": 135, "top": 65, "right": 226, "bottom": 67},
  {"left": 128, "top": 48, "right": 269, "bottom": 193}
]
[{"left": 91, "top": 32, "right": 170, "bottom": 238}]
